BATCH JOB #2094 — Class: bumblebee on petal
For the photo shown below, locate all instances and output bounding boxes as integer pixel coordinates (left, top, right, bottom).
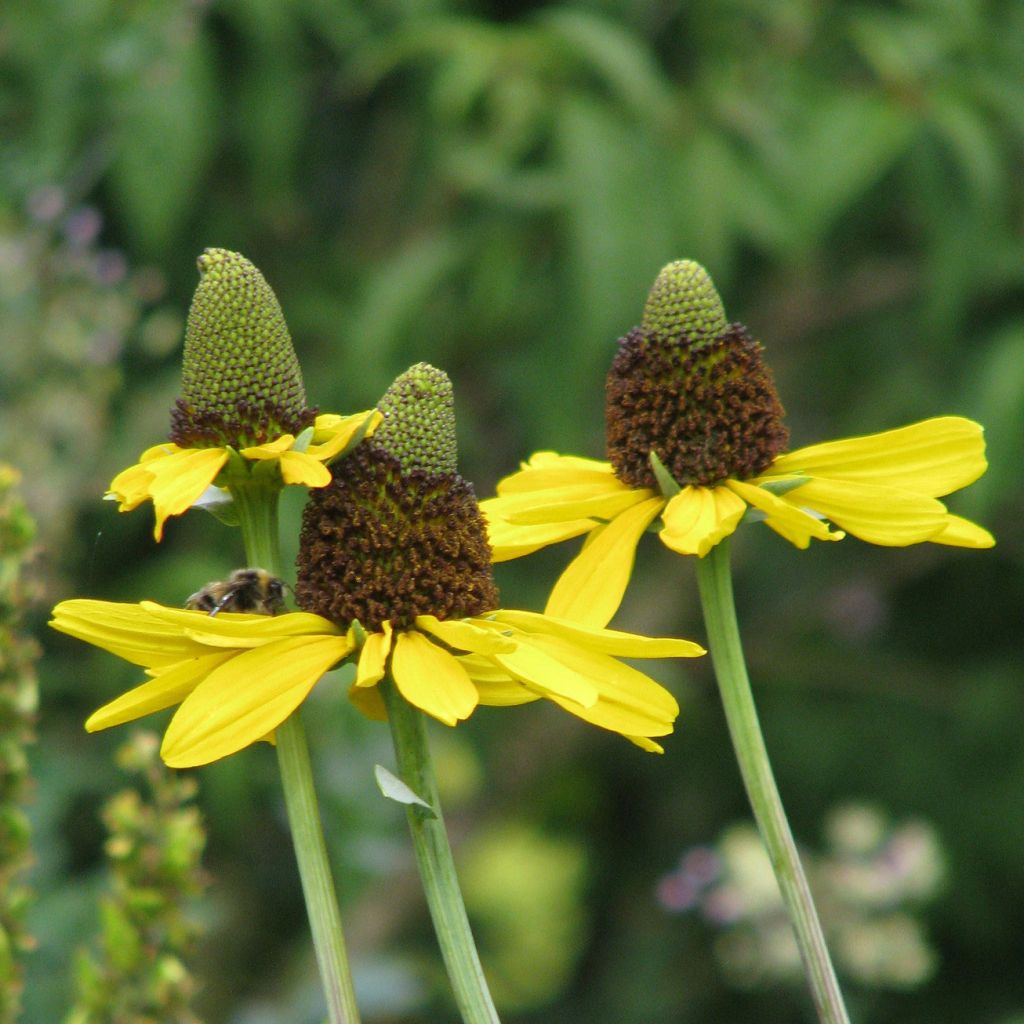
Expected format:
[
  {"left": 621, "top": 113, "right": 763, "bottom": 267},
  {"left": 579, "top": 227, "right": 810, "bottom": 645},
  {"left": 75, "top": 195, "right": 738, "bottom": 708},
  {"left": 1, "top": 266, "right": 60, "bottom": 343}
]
[{"left": 186, "top": 568, "right": 288, "bottom": 617}]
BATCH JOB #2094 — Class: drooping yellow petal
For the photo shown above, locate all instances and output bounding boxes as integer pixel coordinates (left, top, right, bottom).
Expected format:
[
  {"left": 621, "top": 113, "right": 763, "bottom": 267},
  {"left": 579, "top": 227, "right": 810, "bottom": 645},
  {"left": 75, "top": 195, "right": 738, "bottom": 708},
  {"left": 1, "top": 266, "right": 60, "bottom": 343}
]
[
  {"left": 929, "top": 514, "right": 996, "bottom": 549},
  {"left": 50, "top": 600, "right": 209, "bottom": 667},
  {"left": 276, "top": 451, "right": 332, "bottom": 487},
  {"left": 492, "top": 635, "right": 600, "bottom": 708},
  {"left": 355, "top": 623, "right": 393, "bottom": 688},
  {"left": 161, "top": 634, "right": 353, "bottom": 767},
  {"left": 779, "top": 477, "right": 948, "bottom": 546},
  {"left": 484, "top": 511, "right": 596, "bottom": 562},
  {"left": 391, "top": 630, "right": 478, "bottom": 726},
  {"left": 627, "top": 735, "right": 666, "bottom": 753},
  {"left": 521, "top": 634, "right": 678, "bottom": 738},
  {"left": 141, "top": 604, "right": 342, "bottom": 648},
  {"left": 415, "top": 615, "right": 514, "bottom": 655},
  {"left": 348, "top": 681, "right": 389, "bottom": 720},
  {"left": 768, "top": 417, "right": 987, "bottom": 497},
  {"left": 107, "top": 462, "right": 162, "bottom": 510},
  {"left": 459, "top": 656, "right": 542, "bottom": 706},
  {"left": 544, "top": 496, "right": 665, "bottom": 628},
  {"left": 726, "top": 478, "right": 841, "bottom": 549},
  {"left": 500, "top": 483, "right": 656, "bottom": 526},
  {"left": 494, "top": 452, "right": 616, "bottom": 495},
  {"left": 145, "top": 447, "right": 229, "bottom": 540},
  {"left": 86, "top": 651, "right": 235, "bottom": 731},
  {"left": 486, "top": 610, "right": 705, "bottom": 659},
  {"left": 659, "top": 486, "right": 746, "bottom": 557}
]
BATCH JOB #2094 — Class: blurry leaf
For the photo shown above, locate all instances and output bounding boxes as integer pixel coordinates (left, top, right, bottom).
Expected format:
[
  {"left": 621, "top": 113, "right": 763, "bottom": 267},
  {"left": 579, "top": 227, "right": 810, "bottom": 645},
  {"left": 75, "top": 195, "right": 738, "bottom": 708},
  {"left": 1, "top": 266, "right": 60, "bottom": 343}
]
[
  {"left": 928, "top": 88, "right": 1003, "bottom": 204},
  {"left": 779, "top": 92, "right": 913, "bottom": 245},
  {"left": 347, "top": 234, "right": 465, "bottom": 371},
  {"left": 538, "top": 8, "right": 676, "bottom": 126},
  {"left": 107, "top": 32, "right": 218, "bottom": 255},
  {"left": 374, "top": 764, "right": 434, "bottom": 814},
  {"left": 556, "top": 95, "right": 678, "bottom": 346},
  {"left": 959, "top": 322, "right": 1024, "bottom": 515}
]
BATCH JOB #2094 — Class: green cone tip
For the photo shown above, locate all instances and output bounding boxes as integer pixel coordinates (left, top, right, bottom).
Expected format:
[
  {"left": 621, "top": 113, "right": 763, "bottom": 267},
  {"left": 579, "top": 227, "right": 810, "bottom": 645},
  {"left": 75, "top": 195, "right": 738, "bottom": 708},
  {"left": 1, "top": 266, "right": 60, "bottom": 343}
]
[
  {"left": 170, "top": 248, "right": 312, "bottom": 446},
  {"left": 640, "top": 260, "right": 728, "bottom": 343},
  {"left": 374, "top": 363, "right": 458, "bottom": 476}
]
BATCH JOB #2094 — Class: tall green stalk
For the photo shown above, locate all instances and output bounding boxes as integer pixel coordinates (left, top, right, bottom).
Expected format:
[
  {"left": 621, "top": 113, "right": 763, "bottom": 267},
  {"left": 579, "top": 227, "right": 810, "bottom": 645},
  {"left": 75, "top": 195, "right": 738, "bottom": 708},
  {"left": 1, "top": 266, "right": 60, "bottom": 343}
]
[
  {"left": 233, "top": 481, "right": 361, "bottom": 1024},
  {"left": 695, "top": 538, "right": 850, "bottom": 1024},
  {"left": 381, "top": 678, "right": 501, "bottom": 1024}
]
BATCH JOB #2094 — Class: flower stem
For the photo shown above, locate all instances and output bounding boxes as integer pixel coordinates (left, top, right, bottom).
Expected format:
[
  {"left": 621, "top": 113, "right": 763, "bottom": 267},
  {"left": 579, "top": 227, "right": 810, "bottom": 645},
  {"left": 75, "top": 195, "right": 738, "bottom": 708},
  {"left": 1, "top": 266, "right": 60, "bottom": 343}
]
[
  {"left": 233, "top": 479, "right": 361, "bottom": 1024},
  {"left": 381, "top": 678, "right": 501, "bottom": 1024},
  {"left": 695, "top": 539, "right": 850, "bottom": 1024}
]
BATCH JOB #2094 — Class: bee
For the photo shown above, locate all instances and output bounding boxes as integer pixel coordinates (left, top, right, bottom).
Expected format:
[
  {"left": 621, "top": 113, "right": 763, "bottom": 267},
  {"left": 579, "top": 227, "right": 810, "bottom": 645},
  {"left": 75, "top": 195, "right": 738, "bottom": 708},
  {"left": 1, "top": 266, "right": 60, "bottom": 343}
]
[{"left": 186, "top": 568, "right": 287, "bottom": 616}]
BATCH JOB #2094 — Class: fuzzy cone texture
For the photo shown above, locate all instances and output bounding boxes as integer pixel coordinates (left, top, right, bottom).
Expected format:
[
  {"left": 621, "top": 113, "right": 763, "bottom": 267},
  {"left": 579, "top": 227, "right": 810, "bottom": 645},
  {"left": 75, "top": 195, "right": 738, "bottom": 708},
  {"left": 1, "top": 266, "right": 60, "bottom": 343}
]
[
  {"left": 169, "top": 248, "right": 315, "bottom": 447},
  {"left": 296, "top": 364, "right": 498, "bottom": 632},
  {"left": 606, "top": 260, "right": 789, "bottom": 489}
]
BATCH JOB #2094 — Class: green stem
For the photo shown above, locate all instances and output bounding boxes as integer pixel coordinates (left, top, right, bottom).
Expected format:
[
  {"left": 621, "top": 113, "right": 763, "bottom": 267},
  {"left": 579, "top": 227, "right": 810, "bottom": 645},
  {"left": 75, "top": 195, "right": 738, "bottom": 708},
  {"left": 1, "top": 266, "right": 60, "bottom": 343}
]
[
  {"left": 233, "top": 479, "right": 361, "bottom": 1024},
  {"left": 695, "top": 539, "right": 850, "bottom": 1024},
  {"left": 381, "top": 679, "right": 501, "bottom": 1024}
]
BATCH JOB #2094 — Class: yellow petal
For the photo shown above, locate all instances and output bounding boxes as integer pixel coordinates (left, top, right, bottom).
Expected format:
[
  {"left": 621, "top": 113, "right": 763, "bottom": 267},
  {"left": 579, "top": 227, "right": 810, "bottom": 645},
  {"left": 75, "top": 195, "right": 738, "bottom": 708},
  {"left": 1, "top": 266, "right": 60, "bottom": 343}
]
[
  {"left": 391, "top": 631, "right": 478, "bottom": 725},
  {"left": 483, "top": 509, "right": 596, "bottom": 562},
  {"left": 459, "top": 656, "right": 542, "bottom": 706},
  {"left": 495, "top": 453, "right": 616, "bottom": 495},
  {"left": 145, "top": 447, "right": 229, "bottom": 540},
  {"left": 544, "top": 496, "right": 665, "bottom": 628},
  {"left": 768, "top": 417, "right": 987, "bottom": 497},
  {"left": 276, "top": 450, "right": 332, "bottom": 487},
  {"left": 307, "top": 409, "right": 382, "bottom": 458},
  {"left": 726, "top": 478, "right": 840, "bottom": 549},
  {"left": 50, "top": 600, "right": 208, "bottom": 667},
  {"left": 627, "top": 735, "right": 666, "bottom": 753},
  {"left": 238, "top": 435, "right": 296, "bottom": 458},
  {"left": 779, "top": 478, "right": 948, "bottom": 546},
  {"left": 492, "top": 635, "right": 599, "bottom": 708},
  {"left": 488, "top": 610, "right": 705, "bottom": 659},
  {"left": 142, "top": 604, "right": 341, "bottom": 648},
  {"left": 659, "top": 486, "right": 747, "bottom": 557},
  {"left": 929, "top": 514, "right": 996, "bottom": 548},
  {"left": 86, "top": 651, "right": 235, "bottom": 731},
  {"left": 355, "top": 624, "right": 393, "bottom": 688},
  {"left": 415, "top": 615, "right": 513, "bottom": 654},
  {"left": 107, "top": 464, "right": 157, "bottom": 510},
  {"left": 347, "top": 681, "right": 389, "bottom": 720},
  {"left": 522, "top": 634, "right": 678, "bottom": 737},
  {"left": 499, "top": 482, "right": 655, "bottom": 526},
  {"left": 161, "top": 635, "right": 353, "bottom": 767}
]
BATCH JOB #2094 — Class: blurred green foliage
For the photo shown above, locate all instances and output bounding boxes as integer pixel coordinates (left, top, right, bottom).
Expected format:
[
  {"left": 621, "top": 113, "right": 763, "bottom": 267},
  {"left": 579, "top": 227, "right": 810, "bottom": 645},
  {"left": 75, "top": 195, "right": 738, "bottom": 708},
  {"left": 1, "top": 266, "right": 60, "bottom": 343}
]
[{"left": 3, "top": 0, "right": 1023, "bottom": 1021}]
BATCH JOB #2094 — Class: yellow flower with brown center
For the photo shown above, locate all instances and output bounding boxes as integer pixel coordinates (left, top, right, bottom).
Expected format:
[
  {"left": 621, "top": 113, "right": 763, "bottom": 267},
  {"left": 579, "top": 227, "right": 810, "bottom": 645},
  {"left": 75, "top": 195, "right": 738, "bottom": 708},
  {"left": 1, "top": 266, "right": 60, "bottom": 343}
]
[
  {"left": 296, "top": 363, "right": 701, "bottom": 751},
  {"left": 107, "top": 248, "right": 379, "bottom": 540},
  {"left": 482, "top": 260, "right": 994, "bottom": 628},
  {"left": 51, "top": 364, "right": 702, "bottom": 767}
]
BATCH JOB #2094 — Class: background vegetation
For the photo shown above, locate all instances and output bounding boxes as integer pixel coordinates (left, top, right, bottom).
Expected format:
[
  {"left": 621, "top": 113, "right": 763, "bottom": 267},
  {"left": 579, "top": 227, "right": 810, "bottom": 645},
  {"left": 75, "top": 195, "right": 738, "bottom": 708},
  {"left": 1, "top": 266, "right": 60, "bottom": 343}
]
[{"left": 3, "top": 0, "right": 1023, "bottom": 1020}]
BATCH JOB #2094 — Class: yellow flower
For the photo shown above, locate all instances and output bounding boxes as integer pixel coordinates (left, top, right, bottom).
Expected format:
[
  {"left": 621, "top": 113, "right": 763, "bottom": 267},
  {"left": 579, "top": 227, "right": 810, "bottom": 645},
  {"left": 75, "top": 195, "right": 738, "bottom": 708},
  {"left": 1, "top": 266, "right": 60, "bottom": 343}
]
[
  {"left": 482, "top": 261, "right": 994, "bottom": 629},
  {"left": 293, "top": 362, "right": 701, "bottom": 753},
  {"left": 349, "top": 608, "right": 700, "bottom": 753},
  {"left": 105, "top": 248, "right": 382, "bottom": 539},
  {"left": 108, "top": 409, "right": 381, "bottom": 541},
  {"left": 48, "top": 599, "right": 701, "bottom": 767},
  {"left": 49, "top": 599, "right": 355, "bottom": 768}
]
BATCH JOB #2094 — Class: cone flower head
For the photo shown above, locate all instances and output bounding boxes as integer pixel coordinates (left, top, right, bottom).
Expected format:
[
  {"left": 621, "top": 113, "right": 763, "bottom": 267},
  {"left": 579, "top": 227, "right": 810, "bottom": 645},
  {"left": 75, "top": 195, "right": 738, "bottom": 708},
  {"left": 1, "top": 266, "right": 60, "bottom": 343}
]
[{"left": 482, "top": 260, "right": 994, "bottom": 629}]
